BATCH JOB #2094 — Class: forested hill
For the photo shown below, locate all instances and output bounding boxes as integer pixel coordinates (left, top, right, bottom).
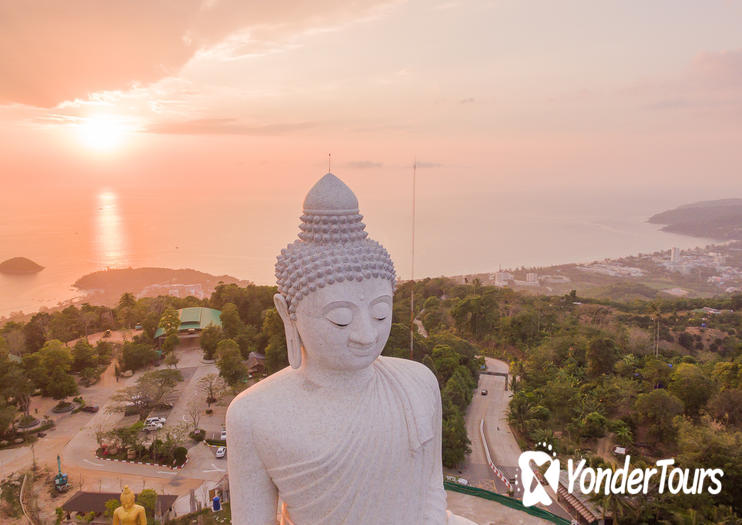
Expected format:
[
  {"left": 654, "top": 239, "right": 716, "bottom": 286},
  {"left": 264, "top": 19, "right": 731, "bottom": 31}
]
[
  {"left": 649, "top": 199, "right": 742, "bottom": 240},
  {"left": 73, "top": 267, "right": 246, "bottom": 305}
]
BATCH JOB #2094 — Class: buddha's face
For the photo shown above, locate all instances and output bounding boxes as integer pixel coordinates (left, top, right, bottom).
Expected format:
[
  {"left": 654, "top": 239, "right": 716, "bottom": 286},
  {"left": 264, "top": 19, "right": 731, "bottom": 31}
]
[{"left": 294, "top": 277, "right": 393, "bottom": 372}]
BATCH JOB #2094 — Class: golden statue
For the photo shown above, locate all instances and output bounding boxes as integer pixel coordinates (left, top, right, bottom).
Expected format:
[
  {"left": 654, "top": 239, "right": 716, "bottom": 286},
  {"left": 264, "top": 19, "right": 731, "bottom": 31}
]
[{"left": 112, "top": 486, "right": 147, "bottom": 525}]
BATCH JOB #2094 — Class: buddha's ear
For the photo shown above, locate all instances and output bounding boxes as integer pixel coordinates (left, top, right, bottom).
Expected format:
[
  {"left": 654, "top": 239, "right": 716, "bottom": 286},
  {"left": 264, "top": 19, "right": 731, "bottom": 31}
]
[{"left": 274, "top": 293, "right": 302, "bottom": 369}]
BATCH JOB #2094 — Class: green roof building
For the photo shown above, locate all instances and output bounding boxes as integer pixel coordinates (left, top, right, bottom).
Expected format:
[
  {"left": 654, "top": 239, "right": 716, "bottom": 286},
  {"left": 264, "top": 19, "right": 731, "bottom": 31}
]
[{"left": 154, "top": 307, "right": 222, "bottom": 339}]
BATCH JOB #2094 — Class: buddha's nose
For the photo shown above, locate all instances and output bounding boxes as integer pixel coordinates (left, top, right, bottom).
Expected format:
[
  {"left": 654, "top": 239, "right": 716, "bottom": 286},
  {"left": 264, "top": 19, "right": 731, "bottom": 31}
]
[{"left": 349, "top": 313, "right": 376, "bottom": 347}]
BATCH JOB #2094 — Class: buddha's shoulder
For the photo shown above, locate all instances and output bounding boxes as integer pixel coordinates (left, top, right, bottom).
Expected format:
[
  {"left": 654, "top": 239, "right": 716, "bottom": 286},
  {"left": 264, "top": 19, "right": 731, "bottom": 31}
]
[
  {"left": 376, "top": 356, "right": 439, "bottom": 390},
  {"left": 226, "top": 367, "right": 301, "bottom": 422}
]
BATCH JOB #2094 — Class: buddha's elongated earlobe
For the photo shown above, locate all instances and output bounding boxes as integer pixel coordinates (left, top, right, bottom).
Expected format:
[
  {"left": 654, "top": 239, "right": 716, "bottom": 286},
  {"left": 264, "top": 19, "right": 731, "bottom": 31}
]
[{"left": 274, "top": 293, "right": 302, "bottom": 369}]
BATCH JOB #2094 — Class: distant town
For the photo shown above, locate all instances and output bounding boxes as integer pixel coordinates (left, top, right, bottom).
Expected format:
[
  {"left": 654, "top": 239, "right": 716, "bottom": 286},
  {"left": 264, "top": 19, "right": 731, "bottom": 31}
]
[{"left": 452, "top": 240, "right": 742, "bottom": 301}]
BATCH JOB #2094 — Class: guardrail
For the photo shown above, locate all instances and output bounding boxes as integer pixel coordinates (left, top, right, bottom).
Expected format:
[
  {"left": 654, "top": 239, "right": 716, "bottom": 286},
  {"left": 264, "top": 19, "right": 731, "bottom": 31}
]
[
  {"left": 444, "top": 481, "right": 570, "bottom": 525},
  {"left": 479, "top": 418, "right": 512, "bottom": 491}
]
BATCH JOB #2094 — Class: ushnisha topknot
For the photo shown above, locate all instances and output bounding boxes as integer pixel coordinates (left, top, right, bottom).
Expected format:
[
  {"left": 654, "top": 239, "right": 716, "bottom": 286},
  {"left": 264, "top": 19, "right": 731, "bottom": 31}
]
[{"left": 276, "top": 173, "right": 396, "bottom": 319}]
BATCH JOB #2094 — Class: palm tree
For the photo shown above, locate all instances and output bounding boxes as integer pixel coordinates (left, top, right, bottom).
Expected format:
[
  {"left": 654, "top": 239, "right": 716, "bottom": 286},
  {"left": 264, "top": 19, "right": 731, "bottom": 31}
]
[
  {"left": 660, "top": 508, "right": 703, "bottom": 525},
  {"left": 589, "top": 489, "right": 634, "bottom": 525}
]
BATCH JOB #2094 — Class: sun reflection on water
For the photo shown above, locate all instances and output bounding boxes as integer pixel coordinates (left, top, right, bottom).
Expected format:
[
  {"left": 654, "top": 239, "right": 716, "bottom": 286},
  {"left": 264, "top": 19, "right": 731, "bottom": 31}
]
[{"left": 95, "top": 191, "right": 129, "bottom": 268}]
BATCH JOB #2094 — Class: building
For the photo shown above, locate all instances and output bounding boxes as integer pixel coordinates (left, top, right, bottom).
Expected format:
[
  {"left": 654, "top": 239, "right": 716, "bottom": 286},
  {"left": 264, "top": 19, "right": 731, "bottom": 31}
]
[
  {"left": 61, "top": 491, "right": 177, "bottom": 524},
  {"left": 138, "top": 283, "right": 206, "bottom": 299},
  {"left": 154, "top": 306, "right": 222, "bottom": 342},
  {"left": 671, "top": 247, "right": 680, "bottom": 263},
  {"left": 494, "top": 271, "right": 513, "bottom": 287}
]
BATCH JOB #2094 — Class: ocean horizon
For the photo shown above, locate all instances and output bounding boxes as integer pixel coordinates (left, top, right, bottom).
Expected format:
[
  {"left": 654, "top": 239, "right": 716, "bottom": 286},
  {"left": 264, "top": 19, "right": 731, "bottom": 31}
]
[{"left": 0, "top": 184, "right": 716, "bottom": 318}]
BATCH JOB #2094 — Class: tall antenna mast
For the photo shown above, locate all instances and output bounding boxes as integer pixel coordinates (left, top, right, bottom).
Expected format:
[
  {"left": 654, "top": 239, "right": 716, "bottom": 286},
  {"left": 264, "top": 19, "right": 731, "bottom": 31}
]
[
  {"left": 328, "top": 153, "right": 332, "bottom": 172},
  {"left": 410, "top": 157, "right": 416, "bottom": 360}
]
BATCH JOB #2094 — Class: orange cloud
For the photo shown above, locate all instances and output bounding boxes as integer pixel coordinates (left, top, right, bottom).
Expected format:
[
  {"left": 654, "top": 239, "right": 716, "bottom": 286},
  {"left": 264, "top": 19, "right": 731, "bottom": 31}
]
[{"left": 0, "top": 0, "right": 395, "bottom": 108}]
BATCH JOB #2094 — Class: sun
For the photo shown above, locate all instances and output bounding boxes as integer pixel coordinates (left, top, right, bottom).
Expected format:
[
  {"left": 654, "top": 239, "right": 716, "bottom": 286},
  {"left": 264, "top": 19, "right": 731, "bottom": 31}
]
[{"left": 76, "top": 116, "right": 128, "bottom": 152}]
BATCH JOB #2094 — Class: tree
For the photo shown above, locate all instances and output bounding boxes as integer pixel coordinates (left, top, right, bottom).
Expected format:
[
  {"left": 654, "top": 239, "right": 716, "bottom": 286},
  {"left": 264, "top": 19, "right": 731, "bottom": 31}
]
[
  {"left": 199, "top": 325, "right": 223, "bottom": 360},
  {"left": 136, "top": 489, "right": 157, "bottom": 521},
  {"left": 24, "top": 312, "right": 50, "bottom": 353},
  {"left": 198, "top": 373, "right": 227, "bottom": 408},
  {"left": 0, "top": 400, "right": 17, "bottom": 437},
  {"left": 708, "top": 388, "right": 742, "bottom": 426},
  {"left": 121, "top": 342, "right": 157, "bottom": 372},
  {"left": 162, "top": 333, "right": 179, "bottom": 353},
  {"left": 104, "top": 499, "right": 120, "bottom": 518},
  {"left": 668, "top": 363, "right": 713, "bottom": 416},
  {"left": 586, "top": 336, "right": 618, "bottom": 378},
  {"left": 217, "top": 339, "right": 247, "bottom": 386},
  {"left": 442, "top": 398, "right": 470, "bottom": 468},
  {"left": 1, "top": 365, "right": 34, "bottom": 415},
  {"left": 80, "top": 309, "right": 99, "bottom": 338},
  {"left": 185, "top": 399, "right": 201, "bottom": 431},
  {"left": 72, "top": 339, "right": 97, "bottom": 372},
  {"left": 158, "top": 307, "right": 180, "bottom": 337},
  {"left": 109, "top": 369, "right": 181, "bottom": 417},
  {"left": 22, "top": 340, "right": 78, "bottom": 398},
  {"left": 117, "top": 293, "right": 137, "bottom": 329},
  {"left": 634, "top": 389, "right": 683, "bottom": 443},
  {"left": 164, "top": 351, "right": 179, "bottom": 369},
  {"left": 46, "top": 368, "right": 79, "bottom": 399},
  {"left": 220, "top": 303, "right": 245, "bottom": 339}
]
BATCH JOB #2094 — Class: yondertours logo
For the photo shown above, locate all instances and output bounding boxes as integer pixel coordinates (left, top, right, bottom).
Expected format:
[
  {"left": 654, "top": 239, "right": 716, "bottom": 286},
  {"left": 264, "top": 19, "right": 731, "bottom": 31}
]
[{"left": 517, "top": 443, "right": 724, "bottom": 508}]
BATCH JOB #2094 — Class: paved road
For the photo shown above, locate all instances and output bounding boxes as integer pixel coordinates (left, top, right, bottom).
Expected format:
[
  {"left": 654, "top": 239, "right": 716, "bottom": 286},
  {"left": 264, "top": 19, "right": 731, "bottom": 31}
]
[
  {"left": 0, "top": 332, "right": 230, "bottom": 517},
  {"left": 458, "top": 358, "right": 572, "bottom": 521}
]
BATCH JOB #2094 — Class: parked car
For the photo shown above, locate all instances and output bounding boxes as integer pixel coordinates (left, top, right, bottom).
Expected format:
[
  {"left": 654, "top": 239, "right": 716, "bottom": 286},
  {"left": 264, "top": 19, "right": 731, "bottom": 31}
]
[
  {"left": 82, "top": 405, "right": 99, "bottom": 413},
  {"left": 456, "top": 478, "right": 469, "bottom": 486},
  {"left": 134, "top": 324, "right": 143, "bottom": 330},
  {"left": 215, "top": 446, "right": 227, "bottom": 459},
  {"left": 481, "top": 389, "right": 488, "bottom": 396},
  {"left": 145, "top": 416, "right": 166, "bottom": 425},
  {"left": 144, "top": 422, "right": 163, "bottom": 432},
  {"left": 220, "top": 429, "right": 227, "bottom": 441}
]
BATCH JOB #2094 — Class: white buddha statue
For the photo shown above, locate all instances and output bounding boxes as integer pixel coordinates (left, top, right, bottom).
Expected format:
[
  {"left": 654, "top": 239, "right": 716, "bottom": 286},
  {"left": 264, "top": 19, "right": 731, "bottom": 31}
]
[{"left": 226, "top": 173, "right": 477, "bottom": 525}]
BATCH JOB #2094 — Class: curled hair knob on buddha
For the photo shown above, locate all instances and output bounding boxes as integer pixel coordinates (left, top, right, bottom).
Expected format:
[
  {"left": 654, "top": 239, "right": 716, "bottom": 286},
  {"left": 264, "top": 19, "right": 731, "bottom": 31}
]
[{"left": 274, "top": 173, "right": 396, "bottom": 368}]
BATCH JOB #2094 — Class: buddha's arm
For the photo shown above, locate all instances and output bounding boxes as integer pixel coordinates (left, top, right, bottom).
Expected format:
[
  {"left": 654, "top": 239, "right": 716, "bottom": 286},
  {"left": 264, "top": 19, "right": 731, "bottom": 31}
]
[
  {"left": 424, "top": 379, "right": 448, "bottom": 523},
  {"left": 227, "top": 403, "right": 279, "bottom": 525}
]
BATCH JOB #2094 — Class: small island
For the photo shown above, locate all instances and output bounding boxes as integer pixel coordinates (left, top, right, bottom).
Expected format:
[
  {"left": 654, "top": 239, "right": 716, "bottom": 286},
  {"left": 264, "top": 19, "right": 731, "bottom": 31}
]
[
  {"left": 649, "top": 198, "right": 742, "bottom": 240},
  {"left": 0, "top": 257, "right": 44, "bottom": 275}
]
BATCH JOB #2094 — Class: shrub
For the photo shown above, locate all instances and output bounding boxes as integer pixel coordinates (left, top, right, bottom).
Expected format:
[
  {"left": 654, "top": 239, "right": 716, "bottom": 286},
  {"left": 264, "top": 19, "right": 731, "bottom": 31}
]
[{"left": 173, "top": 446, "right": 188, "bottom": 466}]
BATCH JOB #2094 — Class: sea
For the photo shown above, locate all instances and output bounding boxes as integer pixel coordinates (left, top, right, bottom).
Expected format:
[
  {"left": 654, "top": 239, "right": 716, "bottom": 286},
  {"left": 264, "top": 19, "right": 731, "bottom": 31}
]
[{"left": 0, "top": 185, "right": 715, "bottom": 318}]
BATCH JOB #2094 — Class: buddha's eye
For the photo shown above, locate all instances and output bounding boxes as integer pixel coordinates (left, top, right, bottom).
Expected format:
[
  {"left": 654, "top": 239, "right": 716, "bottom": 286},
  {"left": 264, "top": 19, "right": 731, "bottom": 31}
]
[
  {"left": 326, "top": 307, "right": 353, "bottom": 327},
  {"left": 371, "top": 302, "right": 390, "bottom": 321}
]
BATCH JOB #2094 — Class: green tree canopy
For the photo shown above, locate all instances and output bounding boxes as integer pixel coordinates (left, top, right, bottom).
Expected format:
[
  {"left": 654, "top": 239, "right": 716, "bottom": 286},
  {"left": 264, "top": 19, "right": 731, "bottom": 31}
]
[
  {"left": 668, "top": 363, "right": 713, "bottom": 417},
  {"left": 158, "top": 307, "right": 180, "bottom": 337},
  {"left": 199, "top": 325, "right": 223, "bottom": 360},
  {"left": 217, "top": 339, "right": 246, "bottom": 386}
]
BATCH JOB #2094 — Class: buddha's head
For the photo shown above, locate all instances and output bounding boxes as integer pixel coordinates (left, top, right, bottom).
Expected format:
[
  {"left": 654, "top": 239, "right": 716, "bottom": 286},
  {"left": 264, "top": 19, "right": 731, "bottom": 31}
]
[
  {"left": 120, "top": 485, "right": 135, "bottom": 510},
  {"left": 274, "top": 173, "right": 396, "bottom": 371}
]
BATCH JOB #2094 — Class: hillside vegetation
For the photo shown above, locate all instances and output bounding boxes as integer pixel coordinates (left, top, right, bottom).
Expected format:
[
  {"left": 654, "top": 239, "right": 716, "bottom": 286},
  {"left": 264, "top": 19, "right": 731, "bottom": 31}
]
[{"left": 649, "top": 199, "right": 742, "bottom": 240}]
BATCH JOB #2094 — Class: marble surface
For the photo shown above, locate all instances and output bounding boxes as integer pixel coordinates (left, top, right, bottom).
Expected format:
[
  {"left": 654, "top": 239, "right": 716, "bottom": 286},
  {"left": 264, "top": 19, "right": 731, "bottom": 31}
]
[{"left": 226, "top": 173, "right": 477, "bottom": 524}]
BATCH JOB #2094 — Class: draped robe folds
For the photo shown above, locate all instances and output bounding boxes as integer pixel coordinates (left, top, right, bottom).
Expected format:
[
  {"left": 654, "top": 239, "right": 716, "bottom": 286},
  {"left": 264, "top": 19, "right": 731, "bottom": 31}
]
[{"left": 230, "top": 356, "right": 466, "bottom": 525}]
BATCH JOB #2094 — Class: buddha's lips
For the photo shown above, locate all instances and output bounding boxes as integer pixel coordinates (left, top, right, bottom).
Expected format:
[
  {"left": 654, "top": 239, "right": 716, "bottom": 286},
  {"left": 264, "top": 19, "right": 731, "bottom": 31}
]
[{"left": 347, "top": 342, "right": 376, "bottom": 356}]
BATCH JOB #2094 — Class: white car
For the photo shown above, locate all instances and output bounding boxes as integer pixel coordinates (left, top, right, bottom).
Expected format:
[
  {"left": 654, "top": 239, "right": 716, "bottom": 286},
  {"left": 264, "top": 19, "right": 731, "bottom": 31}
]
[
  {"left": 144, "top": 422, "right": 162, "bottom": 432},
  {"left": 215, "top": 446, "right": 227, "bottom": 459},
  {"left": 220, "top": 429, "right": 227, "bottom": 441},
  {"left": 145, "top": 417, "right": 166, "bottom": 426}
]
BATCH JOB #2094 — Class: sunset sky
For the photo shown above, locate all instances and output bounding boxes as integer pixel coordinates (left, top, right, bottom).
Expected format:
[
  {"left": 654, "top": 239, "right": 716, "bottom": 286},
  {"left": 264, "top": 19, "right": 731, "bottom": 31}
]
[{"left": 1, "top": 1, "right": 742, "bottom": 284}]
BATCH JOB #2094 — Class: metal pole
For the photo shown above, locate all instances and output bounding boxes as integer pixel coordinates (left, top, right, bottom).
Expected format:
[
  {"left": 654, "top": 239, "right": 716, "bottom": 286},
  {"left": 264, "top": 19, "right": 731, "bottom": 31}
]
[{"left": 410, "top": 158, "right": 416, "bottom": 360}]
